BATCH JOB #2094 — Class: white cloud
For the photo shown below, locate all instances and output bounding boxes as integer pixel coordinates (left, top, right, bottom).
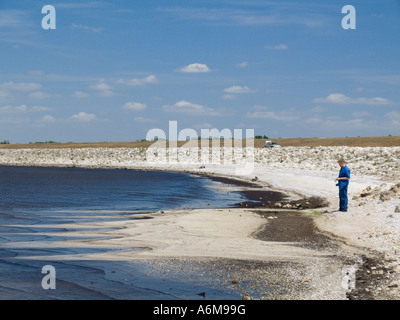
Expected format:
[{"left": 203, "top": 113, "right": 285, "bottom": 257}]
[
  {"left": 314, "top": 93, "right": 390, "bottom": 105},
  {"left": 385, "top": 111, "right": 400, "bottom": 125},
  {"left": 0, "top": 104, "right": 28, "bottom": 114},
  {"left": 252, "top": 105, "right": 268, "bottom": 111},
  {"left": 238, "top": 61, "right": 248, "bottom": 68},
  {"left": 89, "top": 80, "right": 114, "bottom": 96},
  {"left": 90, "top": 82, "right": 112, "bottom": 91},
  {"left": 30, "top": 106, "right": 53, "bottom": 112},
  {"left": 193, "top": 122, "right": 213, "bottom": 129},
  {"left": 0, "top": 104, "right": 52, "bottom": 114},
  {"left": 222, "top": 94, "right": 236, "bottom": 100},
  {"left": 123, "top": 102, "right": 147, "bottom": 111},
  {"left": 265, "top": 44, "right": 288, "bottom": 50},
  {"left": 246, "top": 110, "right": 298, "bottom": 121},
  {"left": 310, "top": 106, "right": 325, "bottom": 113},
  {"left": 29, "top": 91, "right": 50, "bottom": 99},
  {"left": 0, "top": 81, "right": 42, "bottom": 91},
  {"left": 117, "top": 75, "right": 158, "bottom": 86},
  {"left": 300, "top": 111, "right": 400, "bottom": 134},
  {"left": 304, "top": 117, "right": 321, "bottom": 125},
  {"left": 385, "top": 111, "right": 400, "bottom": 119},
  {"left": 0, "top": 82, "right": 49, "bottom": 102},
  {"left": 0, "top": 90, "right": 9, "bottom": 99},
  {"left": 164, "top": 100, "right": 207, "bottom": 113},
  {"left": 224, "top": 85, "right": 255, "bottom": 94},
  {"left": 0, "top": 116, "right": 29, "bottom": 124},
  {"left": 40, "top": 115, "right": 56, "bottom": 123},
  {"left": 99, "top": 90, "right": 114, "bottom": 97},
  {"left": 176, "top": 63, "right": 211, "bottom": 73},
  {"left": 73, "top": 91, "right": 89, "bottom": 98},
  {"left": 163, "top": 100, "right": 220, "bottom": 115},
  {"left": 0, "top": 10, "right": 27, "bottom": 28},
  {"left": 316, "top": 118, "right": 379, "bottom": 131},
  {"left": 71, "top": 112, "right": 97, "bottom": 122}
]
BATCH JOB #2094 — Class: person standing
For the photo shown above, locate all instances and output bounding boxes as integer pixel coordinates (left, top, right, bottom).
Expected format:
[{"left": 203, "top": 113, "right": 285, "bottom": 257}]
[{"left": 335, "top": 158, "right": 350, "bottom": 212}]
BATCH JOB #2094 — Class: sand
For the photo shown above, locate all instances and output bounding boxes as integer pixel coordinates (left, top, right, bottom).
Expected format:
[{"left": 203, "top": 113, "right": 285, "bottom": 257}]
[{"left": 1, "top": 146, "right": 399, "bottom": 299}]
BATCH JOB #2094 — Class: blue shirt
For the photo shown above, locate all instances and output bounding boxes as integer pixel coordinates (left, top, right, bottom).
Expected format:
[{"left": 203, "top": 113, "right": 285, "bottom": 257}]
[{"left": 338, "top": 165, "right": 350, "bottom": 188}]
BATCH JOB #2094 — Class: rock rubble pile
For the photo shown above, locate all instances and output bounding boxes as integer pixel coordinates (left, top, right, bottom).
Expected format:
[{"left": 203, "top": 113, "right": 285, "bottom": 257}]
[{"left": 0, "top": 146, "right": 399, "bottom": 181}]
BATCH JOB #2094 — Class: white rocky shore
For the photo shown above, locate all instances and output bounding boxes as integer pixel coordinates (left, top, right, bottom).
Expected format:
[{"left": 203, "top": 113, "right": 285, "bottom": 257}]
[
  {"left": 0, "top": 146, "right": 399, "bottom": 178},
  {"left": 0, "top": 145, "right": 399, "bottom": 178},
  {"left": 1, "top": 145, "right": 400, "bottom": 298}
]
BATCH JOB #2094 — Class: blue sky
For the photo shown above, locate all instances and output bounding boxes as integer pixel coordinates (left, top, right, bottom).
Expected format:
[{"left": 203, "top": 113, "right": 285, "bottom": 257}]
[{"left": 0, "top": 0, "right": 399, "bottom": 143}]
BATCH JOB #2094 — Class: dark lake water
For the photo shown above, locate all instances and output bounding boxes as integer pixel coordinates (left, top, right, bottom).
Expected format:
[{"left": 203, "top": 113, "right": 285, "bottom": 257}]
[
  {"left": 0, "top": 166, "right": 242, "bottom": 213},
  {"left": 0, "top": 166, "right": 247, "bottom": 300}
]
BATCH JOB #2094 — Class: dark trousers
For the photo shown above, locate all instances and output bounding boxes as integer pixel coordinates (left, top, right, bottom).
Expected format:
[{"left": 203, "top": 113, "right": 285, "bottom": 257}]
[{"left": 339, "top": 185, "right": 348, "bottom": 211}]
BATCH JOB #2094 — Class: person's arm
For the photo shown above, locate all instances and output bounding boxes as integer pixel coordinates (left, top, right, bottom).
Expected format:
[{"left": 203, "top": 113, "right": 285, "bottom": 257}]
[{"left": 336, "top": 167, "right": 350, "bottom": 181}]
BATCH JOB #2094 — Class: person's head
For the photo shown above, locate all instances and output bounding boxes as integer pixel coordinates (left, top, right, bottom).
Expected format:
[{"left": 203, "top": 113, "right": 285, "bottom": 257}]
[{"left": 338, "top": 158, "right": 346, "bottom": 167}]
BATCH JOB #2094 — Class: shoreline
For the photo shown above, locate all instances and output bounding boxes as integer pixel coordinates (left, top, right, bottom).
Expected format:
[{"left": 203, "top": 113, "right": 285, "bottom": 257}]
[{"left": 1, "top": 146, "right": 400, "bottom": 299}]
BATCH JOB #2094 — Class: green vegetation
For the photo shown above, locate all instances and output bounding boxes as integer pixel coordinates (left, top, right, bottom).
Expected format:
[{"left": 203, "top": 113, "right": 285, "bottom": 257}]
[
  {"left": 306, "top": 210, "right": 323, "bottom": 217},
  {"left": 0, "top": 140, "right": 10, "bottom": 144}
]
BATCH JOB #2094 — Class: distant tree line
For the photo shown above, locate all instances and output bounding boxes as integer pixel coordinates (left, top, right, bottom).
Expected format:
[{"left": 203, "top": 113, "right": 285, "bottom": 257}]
[
  {"left": 29, "top": 141, "right": 58, "bottom": 144},
  {"left": 1, "top": 140, "right": 10, "bottom": 144}
]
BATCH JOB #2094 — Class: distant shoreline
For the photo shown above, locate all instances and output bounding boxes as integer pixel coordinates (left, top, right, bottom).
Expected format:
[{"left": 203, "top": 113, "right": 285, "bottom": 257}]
[{"left": 1, "top": 135, "right": 399, "bottom": 149}]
